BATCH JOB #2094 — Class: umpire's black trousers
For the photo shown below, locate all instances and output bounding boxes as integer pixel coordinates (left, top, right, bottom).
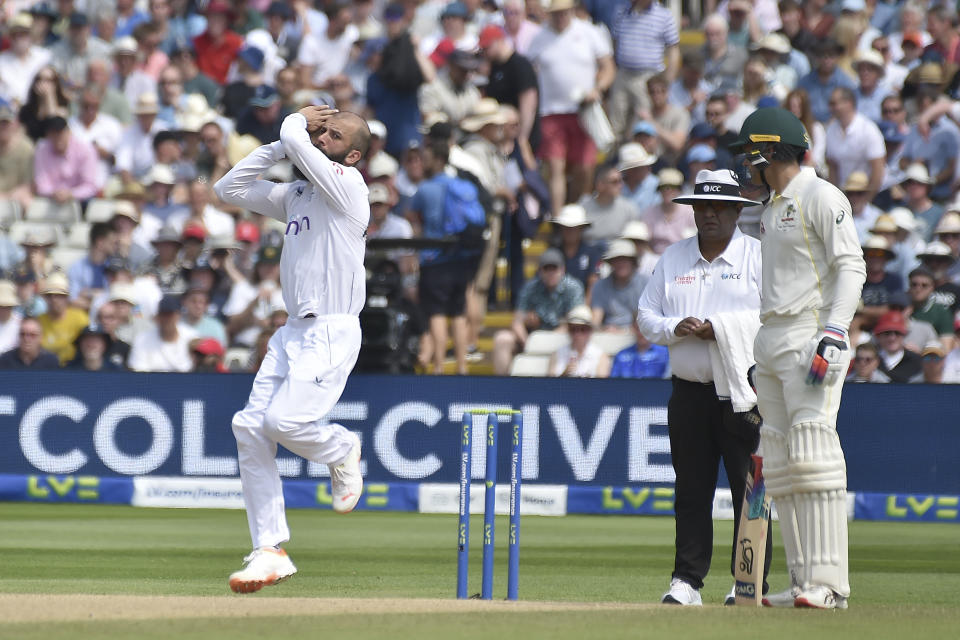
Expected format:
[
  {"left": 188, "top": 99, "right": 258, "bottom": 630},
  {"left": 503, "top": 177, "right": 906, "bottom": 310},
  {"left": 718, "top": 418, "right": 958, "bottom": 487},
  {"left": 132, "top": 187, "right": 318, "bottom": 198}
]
[{"left": 667, "top": 377, "right": 772, "bottom": 591}]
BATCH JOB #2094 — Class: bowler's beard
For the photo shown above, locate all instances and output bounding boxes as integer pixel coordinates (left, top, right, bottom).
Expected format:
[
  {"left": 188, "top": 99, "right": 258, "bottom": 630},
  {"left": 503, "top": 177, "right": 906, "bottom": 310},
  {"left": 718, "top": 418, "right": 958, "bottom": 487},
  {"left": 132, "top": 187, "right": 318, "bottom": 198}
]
[{"left": 313, "top": 140, "right": 350, "bottom": 165}]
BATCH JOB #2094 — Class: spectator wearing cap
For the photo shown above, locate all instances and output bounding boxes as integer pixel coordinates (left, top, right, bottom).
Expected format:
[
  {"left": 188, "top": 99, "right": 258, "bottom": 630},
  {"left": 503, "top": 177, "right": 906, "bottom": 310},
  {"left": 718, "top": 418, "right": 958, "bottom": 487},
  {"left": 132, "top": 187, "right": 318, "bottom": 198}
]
[
  {"left": 236, "top": 85, "right": 288, "bottom": 144},
  {"left": 846, "top": 342, "right": 890, "bottom": 382},
  {"left": 641, "top": 73, "right": 690, "bottom": 167},
  {"left": 550, "top": 203, "right": 603, "bottom": 299},
  {"left": 34, "top": 116, "right": 102, "bottom": 204},
  {"left": 590, "top": 239, "right": 649, "bottom": 332},
  {"left": 618, "top": 142, "right": 660, "bottom": 214},
  {"left": 110, "top": 37, "right": 157, "bottom": 113},
  {"left": 0, "top": 316, "right": 60, "bottom": 369},
  {"left": 637, "top": 168, "right": 768, "bottom": 606},
  {"left": 750, "top": 33, "right": 800, "bottom": 100},
  {"left": 69, "top": 87, "right": 124, "bottom": 189},
  {"left": 142, "top": 164, "right": 188, "bottom": 227},
  {"left": 184, "top": 253, "right": 229, "bottom": 319},
  {"left": 891, "top": 164, "right": 942, "bottom": 242},
  {"left": 0, "top": 99, "right": 35, "bottom": 211},
  {"left": 908, "top": 267, "right": 956, "bottom": 351},
  {"left": 0, "top": 13, "right": 52, "bottom": 106},
  {"left": 190, "top": 336, "right": 227, "bottom": 372},
  {"left": 193, "top": 1, "right": 244, "bottom": 85},
  {"left": 701, "top": 14, "right": 747, "bottom": 97},
  {"left": 224, "top": 244, "right": 284, "bottom": 348},
  {"left": 49, "top": 12, "right": 113, "bottom": 92},
  {"left": 683, "top": 144, "right": 718, "bottom": 191},
  {"left": 580, "top": 164, "right": 641, "bottom": 246},
  {"left": 824, "top": 87, "right": 885, "bottom": 197},
  {"left": 605, "top": 0, "right": 680, "bottom": 141},
  {"left": 18, "top": 229, "right": 57, "bottom": 282},
  {"left": 67, "top": 222, "right": 118, "bottom": 305},
  {"left": 620, "top": 219, "right": 658, "bottom": 274},
  {"left": 0, "top": 280, "right": 23, "bottom": 354},
  {"left": 900, "top": 87, "right": 960, "bottom": 201},
  {"left": 851, "top": 49, "right": 891, "bottom": 123},
  {"left": 298, "top": 1, "right": 359, "bottom": 89},
  {"left": 420, "top": 49, "right": 483, "bottom": 128},
  {"left": 129, "top": 293, "right": 197, "bottom": 372},
  {"left": 492, "top": 247, "right": 584, "bottom": 375},
  {"left": 883, "top": 290, "right": 937, "bottom": 355},
  {"left": 479, "top": 23, "right": 539, "bottom": 163},
  {"left": 180, "top": 222, "right": 207, "bottom": 267},
  {"left": 115, "top": 92, "right": 168, "bottom": 183},
  {"left": 420, "top": 2, "right": 478, "bottom": 64},
  {"left": 221, "top": 46, "right": 267, "bottom": 119},
  {"left": 932, "top": 212, "right": 960, "bottom": 282},
  {"left": 144, "top": 223, "right": 186, "bottom": 291},
  {"left": 181, "top": 286, "right": 228, "bottom": 346},
  {"left": 797, "top": 39, "right": 856, "bottom": 124},
  {"left": 527, "top": 0, "right": 614, "bottom": 218},
  {"left": 918, "top": 241, "right": 960, "bottom": 313},
  {"left": 547, "top": 304, "right": 610, "bottom": 378},
  {"left": 840, "top": 172, "right": 881, "bottom": 243},
  {"left": 873, "top": 310, "right": 922, "bottom": 382},
  {"left": 10, "top": 266, "right": 46, "bottom": 316},
  {"left": 67, "top": 324, "right": 122, "bottom": 371},
  {"left": 911, "top": 341, "right": 948, "bottom": 383},
  {"left": 233, "top": 220, "right": 261, "bottom": 279},
  {"left": 37, "top": 272, "right": 89, "bottom": 364},
  {"left": 859, "top": 234, "right": 901, "bottom": 319}
]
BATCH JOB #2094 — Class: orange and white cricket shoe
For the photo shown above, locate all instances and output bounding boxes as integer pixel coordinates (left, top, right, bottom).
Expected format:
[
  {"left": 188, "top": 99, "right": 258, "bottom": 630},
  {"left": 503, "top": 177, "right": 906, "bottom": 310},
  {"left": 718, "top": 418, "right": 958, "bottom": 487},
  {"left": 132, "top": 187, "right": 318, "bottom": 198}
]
[
  {"left": 329, "top": 438, "right": 363, "bottom": 514},
  {"left": 229, "top": 547, "right": 297, "bottom": 594}
]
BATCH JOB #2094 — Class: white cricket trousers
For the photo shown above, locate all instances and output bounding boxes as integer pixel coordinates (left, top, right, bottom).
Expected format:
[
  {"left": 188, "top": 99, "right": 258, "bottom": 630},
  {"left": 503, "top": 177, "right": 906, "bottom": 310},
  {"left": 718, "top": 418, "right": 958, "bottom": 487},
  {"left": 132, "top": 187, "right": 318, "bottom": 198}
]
[{"left": 233, "top": 314, "right": 362, "bottom": 549}]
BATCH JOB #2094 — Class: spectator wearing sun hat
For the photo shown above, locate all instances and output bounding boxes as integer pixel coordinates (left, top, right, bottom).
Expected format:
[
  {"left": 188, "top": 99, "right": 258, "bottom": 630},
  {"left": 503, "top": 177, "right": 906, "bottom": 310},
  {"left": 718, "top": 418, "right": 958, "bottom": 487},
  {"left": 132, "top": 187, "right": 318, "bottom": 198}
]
[
  {"left": 550, "top": 203, "right": 603, "bottom": 297},
  {"left": 115, "top": 92, "right": 168, "bottom": 182},
  {"left": 896, "top": 163, "right": 942, "bottom": 241},
  {"left": 841, "top": 171, "right": 882, "bottom": 243},
  {"left": 618, "top": 142, "right": 660, "bottom": 213},
  {"left": 860, "top": 234, "right": 900, "bottom": 321},
  {"left": 590, "top": 239, "right": 649, "bottom": 332},
  {"left": 908, "top": 341, "right": 947, "bottom": 383},
  {"left": 37, "top": 272, "right": 89, "bottom": 364},
  {"left": 852, "top": 48, "right": 892, "bottom": 124},
  {"left": 639, "top": 167, "right": 695, "bottom": 255},
  {"left": 917, "top": 241, "right": 960, "bottom": 313},
  {"left": 547, "top": 304, "right": 610, "bottom": 378}
]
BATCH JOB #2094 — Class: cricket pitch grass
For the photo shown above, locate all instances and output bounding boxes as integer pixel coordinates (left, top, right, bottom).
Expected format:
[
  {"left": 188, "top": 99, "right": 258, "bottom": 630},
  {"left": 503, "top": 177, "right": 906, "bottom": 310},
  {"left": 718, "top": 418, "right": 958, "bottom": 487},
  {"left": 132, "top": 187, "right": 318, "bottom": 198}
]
[{"left": 1, "top": 503, "right": 958, "bottom": 639}]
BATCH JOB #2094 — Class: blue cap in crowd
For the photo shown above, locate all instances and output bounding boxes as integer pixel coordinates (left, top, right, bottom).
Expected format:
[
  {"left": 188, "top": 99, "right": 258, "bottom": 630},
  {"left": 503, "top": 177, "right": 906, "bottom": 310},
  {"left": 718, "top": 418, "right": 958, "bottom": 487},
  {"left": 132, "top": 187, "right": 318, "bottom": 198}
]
[
  {"left": 266, "top": 1, "right": 293, "bottom": 19},
  {"left": 249, "top": 85, "right": 279, "bottom": 108},
  {"left": 157, "top": 294, "right": 182, "bottom": 314},
  {"left": 689, "top": 122, "right": 716, "bottom": 140},
  {"left": 68, "top": 12, "right": 88, "bottom": 28},
  {"left": 384, "top": 3, "right": 406, "bottom": 21},
  {"left": 238, "top": 46, "right": 265, "bottom": 73},
  {"left": 441, "top": 1, "right": 469, "bottom": 20},
  {"left": 756, "top": 96, "right": 780, "bottom": 109},
  {"left": 687, "top": 143, "right": 717, "bottom": 164},
  {"left": 632, "top": 121, "right": 656, "bottom": 137}
]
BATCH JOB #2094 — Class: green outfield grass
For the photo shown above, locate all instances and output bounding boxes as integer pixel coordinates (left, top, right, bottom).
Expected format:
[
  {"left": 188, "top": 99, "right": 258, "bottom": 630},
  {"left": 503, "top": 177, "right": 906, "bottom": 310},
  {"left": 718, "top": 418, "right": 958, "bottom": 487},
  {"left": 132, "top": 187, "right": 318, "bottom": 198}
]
[{"left": 0, "top": 503, "right": 958, "bottom": 639}]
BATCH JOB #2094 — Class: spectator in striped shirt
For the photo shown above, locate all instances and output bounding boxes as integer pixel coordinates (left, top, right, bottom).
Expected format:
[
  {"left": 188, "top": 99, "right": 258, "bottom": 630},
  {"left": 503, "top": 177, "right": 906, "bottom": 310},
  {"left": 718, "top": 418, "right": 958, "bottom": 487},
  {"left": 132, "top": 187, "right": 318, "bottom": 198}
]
[{"left": 607, "top": 0, "right": 680, "bottom": 141}]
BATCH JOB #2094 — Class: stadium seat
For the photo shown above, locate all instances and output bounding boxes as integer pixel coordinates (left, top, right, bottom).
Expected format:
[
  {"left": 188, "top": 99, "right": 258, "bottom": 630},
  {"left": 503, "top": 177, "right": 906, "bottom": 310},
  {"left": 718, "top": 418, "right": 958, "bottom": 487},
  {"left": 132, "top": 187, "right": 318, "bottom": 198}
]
[
  {"left": 84, "top": 198, "right": 117, "bottom": 223},
  {"left": 509, "top": 353, "right": 551, "bottom": 377},
  {"left": 523, "top": 330, "right": 569, "bottom": 355},
  {"left": 224, "top": 347, "right": 252, "bottom": 372},
  {"left": 589, "top": 332, "right": 635, "bottom": 355},
  {"left": 7, "top": 220, "right": 64, "bottom": 246},
  {"left": 24, "top": 198, "right": 81, "bottom": 225},
  {"left": 0, "top": 199, "right": 22, "bottom": 230},
  {"left": 64, "top": 222, "right": 92, "bottom": 249},
  {"left": 50, "top": 246, "right": 86, "bottom": 272}
]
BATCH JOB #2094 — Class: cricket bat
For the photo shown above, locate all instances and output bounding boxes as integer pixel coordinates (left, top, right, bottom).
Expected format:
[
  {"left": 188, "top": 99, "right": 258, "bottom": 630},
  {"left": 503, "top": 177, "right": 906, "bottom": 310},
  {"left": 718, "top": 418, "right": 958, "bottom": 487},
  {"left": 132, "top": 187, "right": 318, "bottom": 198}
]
[{"left": 734, "top": 454, "right": 770, "bottom": 606}]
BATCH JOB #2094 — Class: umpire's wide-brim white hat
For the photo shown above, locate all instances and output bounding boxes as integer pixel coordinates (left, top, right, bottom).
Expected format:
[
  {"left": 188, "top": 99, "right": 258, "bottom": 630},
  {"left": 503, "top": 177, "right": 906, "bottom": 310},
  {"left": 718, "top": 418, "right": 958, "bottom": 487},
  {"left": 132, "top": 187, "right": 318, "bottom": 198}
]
[{"left": 672, "top": 169, "right": 762, "bottom": 206}]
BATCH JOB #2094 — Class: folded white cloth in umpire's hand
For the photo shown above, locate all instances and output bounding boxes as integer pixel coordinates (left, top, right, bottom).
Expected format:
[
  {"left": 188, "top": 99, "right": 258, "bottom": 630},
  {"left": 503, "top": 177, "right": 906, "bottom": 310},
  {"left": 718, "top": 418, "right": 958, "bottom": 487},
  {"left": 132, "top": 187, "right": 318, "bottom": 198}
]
[{"left": 708, "top": 310, "right": 761, "bottom": 413}]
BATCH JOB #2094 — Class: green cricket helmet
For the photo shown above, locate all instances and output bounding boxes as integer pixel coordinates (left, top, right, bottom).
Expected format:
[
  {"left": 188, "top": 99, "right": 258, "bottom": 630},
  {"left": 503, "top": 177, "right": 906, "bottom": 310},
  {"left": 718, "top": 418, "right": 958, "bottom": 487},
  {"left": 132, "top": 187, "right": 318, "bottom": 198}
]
[{"left": 728, "top": 107, "right": 811, "bottom": 153}]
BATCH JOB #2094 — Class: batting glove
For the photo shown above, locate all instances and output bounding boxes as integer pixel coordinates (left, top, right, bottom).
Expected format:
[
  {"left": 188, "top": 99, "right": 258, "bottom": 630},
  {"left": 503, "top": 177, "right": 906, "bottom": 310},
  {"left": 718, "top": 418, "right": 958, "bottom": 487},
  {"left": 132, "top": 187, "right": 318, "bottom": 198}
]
[{"left": 806, "top": 324, "right": 848, "bottom": 386}]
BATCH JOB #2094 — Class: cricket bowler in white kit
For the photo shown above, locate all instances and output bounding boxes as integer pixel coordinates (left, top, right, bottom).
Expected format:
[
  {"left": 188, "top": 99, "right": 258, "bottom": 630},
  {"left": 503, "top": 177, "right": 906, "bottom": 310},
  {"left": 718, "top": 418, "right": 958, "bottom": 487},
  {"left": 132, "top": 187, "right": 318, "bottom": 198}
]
[
  {"left": 214, "top": 106, "right": 371, "bottom": 593},
  {"left": 731, "top": 108, "right": 866, "bottom": 609}
]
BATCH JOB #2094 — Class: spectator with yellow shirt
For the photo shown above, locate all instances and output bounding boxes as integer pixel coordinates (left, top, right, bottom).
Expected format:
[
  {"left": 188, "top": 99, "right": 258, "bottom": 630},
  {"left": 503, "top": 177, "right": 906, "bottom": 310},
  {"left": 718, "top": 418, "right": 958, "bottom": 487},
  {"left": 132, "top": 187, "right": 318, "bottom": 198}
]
[{"left": 36, "top": 272, "right": 89, "bottom": 364}]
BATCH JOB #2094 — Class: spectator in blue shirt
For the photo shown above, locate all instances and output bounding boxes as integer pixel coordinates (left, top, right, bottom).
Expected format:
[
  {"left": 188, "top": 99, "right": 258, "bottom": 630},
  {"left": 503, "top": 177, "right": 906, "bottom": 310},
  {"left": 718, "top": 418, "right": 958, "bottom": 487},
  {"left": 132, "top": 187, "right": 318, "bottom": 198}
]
[
  {"left": 610, "top": 318, "right": 670, "bottom": 379},
  {"left": 67, "top": 221, "right": 117, "bottom": 305},
  {"left": 797, "top": 38, "right": 856, "bottom": 123}
]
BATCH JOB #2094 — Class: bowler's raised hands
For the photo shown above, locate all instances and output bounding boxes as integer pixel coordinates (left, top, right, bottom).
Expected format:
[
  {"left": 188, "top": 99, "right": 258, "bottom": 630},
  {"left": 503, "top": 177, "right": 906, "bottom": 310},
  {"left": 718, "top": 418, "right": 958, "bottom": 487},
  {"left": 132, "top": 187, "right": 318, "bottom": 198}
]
[{"left": 298, "top": 105, "right": 339, "bottom": 133}]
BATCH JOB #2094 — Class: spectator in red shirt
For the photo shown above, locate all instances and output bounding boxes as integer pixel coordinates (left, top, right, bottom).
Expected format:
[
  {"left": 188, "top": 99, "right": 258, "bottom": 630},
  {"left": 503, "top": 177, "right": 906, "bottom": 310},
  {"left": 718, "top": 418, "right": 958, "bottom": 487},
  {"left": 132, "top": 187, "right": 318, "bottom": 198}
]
[{"left": 193, "top": 1, "right": 243, "bottom": 84}]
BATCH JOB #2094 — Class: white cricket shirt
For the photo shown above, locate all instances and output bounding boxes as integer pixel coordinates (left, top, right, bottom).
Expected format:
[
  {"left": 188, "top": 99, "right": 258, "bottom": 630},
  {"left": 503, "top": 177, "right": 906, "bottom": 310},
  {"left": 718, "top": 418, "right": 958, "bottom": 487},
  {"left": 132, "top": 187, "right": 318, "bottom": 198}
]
[
  {"left": 214, "top": 113, "right": 370, "bottom": 319},
  {"left": 637, "top": 228, "right": 762, "bottom": 383},
  {"left": 758, "top": 167, "right": 866, "bottom": 328}
]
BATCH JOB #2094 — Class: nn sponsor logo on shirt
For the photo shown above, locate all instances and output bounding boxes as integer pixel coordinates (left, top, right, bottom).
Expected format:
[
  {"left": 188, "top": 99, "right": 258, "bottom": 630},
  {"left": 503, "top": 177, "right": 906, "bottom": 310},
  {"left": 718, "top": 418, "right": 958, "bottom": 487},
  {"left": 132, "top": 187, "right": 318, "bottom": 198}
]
[
  {"left": 286, "top": 216, "right": 311, "bottom": 235},
  {"left": 674, "top": 275, "right": 696, "bottom": 285}
]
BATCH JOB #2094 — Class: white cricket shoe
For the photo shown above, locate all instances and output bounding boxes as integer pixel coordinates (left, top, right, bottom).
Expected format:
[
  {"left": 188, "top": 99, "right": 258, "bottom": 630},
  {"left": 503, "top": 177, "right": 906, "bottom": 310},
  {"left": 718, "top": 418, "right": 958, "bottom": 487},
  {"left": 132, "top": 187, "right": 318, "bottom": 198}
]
[
  {"left": 661, "top": 578, "right": 703, "bottom": 606},
  {"left": 762, "top": 585, "right": 801, "bottom": 607},
  {"left": 794, "top": 585, "right": 848, "bottom": 610},
  {"left": 724, "top": 584, "right": 736, "bottom": 606},
  {"left": 229, "top": 547, "right": 297, "bottom": 594},
  {"left": 329, "top": 438, "right": 363, "bottom": 513}
]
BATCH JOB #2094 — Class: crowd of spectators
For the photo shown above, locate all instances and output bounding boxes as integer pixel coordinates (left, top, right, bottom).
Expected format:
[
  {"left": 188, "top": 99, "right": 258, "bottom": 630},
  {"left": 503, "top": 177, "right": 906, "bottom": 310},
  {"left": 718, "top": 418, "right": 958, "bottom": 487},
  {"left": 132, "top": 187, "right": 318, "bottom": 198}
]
[{"left": 0, "top": 0, "right": 959, "bottom": 382}]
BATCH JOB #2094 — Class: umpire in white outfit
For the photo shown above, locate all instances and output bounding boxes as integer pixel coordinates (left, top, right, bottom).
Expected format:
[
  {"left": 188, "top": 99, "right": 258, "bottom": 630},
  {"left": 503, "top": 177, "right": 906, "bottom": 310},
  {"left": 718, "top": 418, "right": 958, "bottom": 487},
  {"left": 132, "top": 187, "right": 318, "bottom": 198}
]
[
  {"left": 638, "top": 169, "right": 771, "bottom": 606},
  {"left": 214, "top": 106, "right": 371, "bottom": 593}
]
